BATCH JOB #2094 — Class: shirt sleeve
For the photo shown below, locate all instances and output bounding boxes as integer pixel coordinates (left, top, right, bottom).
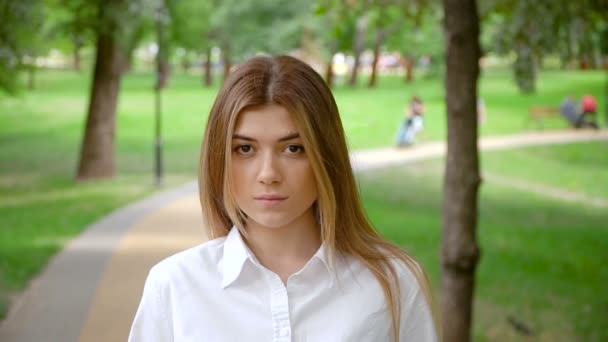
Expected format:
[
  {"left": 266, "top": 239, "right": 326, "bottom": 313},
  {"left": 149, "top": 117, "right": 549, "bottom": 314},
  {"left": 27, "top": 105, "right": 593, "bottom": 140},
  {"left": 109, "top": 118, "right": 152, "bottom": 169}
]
[
  {"left": 128, "top": 268, "right": 173, "bottom": 342},
  {"left": 399, "top": 268, "right": 438, "bottom": 341}
]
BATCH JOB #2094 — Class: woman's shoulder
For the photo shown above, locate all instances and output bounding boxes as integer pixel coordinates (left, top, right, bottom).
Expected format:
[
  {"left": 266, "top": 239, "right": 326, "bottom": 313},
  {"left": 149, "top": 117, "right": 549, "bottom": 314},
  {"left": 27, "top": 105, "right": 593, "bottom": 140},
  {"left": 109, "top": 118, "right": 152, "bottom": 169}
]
[
  {"left": 384, "top": 254, "right": 427, "bottom": 292},
  {"left": 341, "top": 250, "right": 424, "bottom": 289}
]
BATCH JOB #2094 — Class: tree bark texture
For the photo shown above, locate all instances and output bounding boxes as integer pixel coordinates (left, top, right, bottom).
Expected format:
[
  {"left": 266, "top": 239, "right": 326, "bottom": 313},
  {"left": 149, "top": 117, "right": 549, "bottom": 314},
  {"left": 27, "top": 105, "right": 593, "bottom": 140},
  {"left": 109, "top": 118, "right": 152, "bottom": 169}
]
[
  {"left": 27, "top": 64, "right": 35, "bottom": 90},
  {"left": 76, "top": 17, "right": 123, "bottom": 180},
  {"left": 325, "top": 56, "right": 335, "bottom": 88},
  {"left": 368, "top": 25, "right": 384, "bottom": 88},
  {"left": 157, "top": 60, "right": 170, "bottom": 89},
  {"left": 73, "top": 33, "right": 84, "bottom": 71},
  {"left": 74, "top": 45, "right": 81, "bottom": 71},
  {"left": 402, "top": 56, "right": 414, "bottom": 83},
  {"left": 325, "top": 41, "right": 337, "bottom": 88},
  {"left": 203, "top": 46, "right": 212, "bottom": 87},
  {"left": 348, "top": 15, "right": 367, "bottom": 87},
  {"left": 222, "top": 45, "right": 231, "bottom": 82},
  {"left": 441, "top": 0, "right": 482, "bottom": 341}
]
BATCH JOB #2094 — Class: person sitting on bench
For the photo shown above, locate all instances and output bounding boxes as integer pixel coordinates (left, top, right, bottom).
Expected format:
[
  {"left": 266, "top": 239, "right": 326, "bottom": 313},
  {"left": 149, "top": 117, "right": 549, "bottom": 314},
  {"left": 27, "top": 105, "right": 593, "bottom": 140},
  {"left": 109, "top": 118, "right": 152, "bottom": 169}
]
[
  {"left": 560, "top": 95, "right": 598, "bottom": 129},
  {"left": 560, "top": 96, "right": 579, "bottom": 127},
  {"left": 579, "top": 94, "right": 599, "bottom": 129}
]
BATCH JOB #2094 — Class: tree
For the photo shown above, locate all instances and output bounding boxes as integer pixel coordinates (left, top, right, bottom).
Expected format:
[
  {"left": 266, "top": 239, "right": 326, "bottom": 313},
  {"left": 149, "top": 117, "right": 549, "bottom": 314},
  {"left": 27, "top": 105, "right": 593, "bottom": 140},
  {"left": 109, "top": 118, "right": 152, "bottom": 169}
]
[
  {"left": 211, "top": 0, "right": 311, "bottom": 80},
  {"left": 76, "top": 0, "right": 159, "bottom": 180},
  {"left": 384, "top": 0, "right": 442, "bottom": 83},
  {"left": 440, "top": 0, "right": 482, "bottom": 341},
  {"left": 47, "top": 0, "right": 97, "bottom": 71},
  {"left": 367, "top": 0, "right": 435, "bottom": 86},
  {"left": 313, "top": 0, "right": 358, "bottom": 87},
  {"left": 348, "top": 12, "right": 369, "bottom": 87},
  {"left": 367, "top": 1, "right": 401, "bottom": 88},
  {"left": 485, "top": 0, "right": 607, "bottom": 93},
  {"left": 0, "top": 0, "right": 42, "bottom": 93},
  {"left": 167, "top": 0, "right": 215, "bottom": 86},
  {"left": 76, "top": 0, "right": 130, "bottom": 180}
]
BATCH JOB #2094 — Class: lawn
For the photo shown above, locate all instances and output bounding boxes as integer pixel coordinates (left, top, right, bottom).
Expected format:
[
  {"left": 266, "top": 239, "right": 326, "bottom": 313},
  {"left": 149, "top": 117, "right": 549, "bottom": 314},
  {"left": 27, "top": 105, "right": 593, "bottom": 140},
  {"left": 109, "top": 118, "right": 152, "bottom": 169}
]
[
  {"left": 0, "top": 66, "right": 606, "bottom": 323},
  {"left": 481, "top": 141, "right": 608, "bottom": 199},
  {"left": 358, "top": 145, "right": 607, "bottom": 341}
]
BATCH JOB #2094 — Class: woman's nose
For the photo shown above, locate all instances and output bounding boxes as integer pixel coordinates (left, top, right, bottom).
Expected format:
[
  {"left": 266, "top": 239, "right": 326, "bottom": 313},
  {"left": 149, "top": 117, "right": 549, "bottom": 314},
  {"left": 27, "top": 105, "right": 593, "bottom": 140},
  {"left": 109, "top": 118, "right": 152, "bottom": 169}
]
[{"left": 257, "top": 152, "right": 282, "bottom": 184}]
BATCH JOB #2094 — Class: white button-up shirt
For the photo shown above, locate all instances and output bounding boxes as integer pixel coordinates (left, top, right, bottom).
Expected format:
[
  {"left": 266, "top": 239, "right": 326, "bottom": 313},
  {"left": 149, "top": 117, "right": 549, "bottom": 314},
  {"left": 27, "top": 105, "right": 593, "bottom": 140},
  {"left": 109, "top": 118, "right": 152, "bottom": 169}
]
[{"left": 129, "top": 228, "right": 437, "bottom": 341}]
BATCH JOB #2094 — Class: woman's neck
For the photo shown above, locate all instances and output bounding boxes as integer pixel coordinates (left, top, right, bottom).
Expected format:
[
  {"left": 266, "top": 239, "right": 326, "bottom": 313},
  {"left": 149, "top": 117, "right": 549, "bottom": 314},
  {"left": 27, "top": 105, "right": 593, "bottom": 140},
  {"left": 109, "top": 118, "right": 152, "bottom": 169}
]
[{"left": 244, "top": 212, "right": 321, "bottom": 284}]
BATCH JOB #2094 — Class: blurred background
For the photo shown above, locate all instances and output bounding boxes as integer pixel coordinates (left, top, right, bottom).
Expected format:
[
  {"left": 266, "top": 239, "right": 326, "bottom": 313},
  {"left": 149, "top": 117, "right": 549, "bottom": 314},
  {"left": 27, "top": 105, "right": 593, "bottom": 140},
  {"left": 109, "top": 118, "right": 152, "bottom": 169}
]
[{"left": 0, "top": 0, "right": 607, "bottom": 341}]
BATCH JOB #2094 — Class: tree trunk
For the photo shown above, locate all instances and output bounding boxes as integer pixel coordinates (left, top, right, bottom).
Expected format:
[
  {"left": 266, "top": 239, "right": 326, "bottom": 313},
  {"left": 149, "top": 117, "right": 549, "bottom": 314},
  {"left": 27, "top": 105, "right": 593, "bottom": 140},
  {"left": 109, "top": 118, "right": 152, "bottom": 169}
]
[
  {"left": 73, "top": 35, "right": 83, "bottom": 71},
  {"left": 222, "top": 45, "right": 231, "bottom": 81},
  {"left": 368, "top": 28, "right": 383, "bottom": 88},
  {"left": 74, "top": 45, "right": 81, "bottom": 71},
  {"left": 27, "top": 64, "right": 35, "bottom": 90},
  {"left": 402, "top": 56, "right": 414, "bottom": 83},
  {"left": 440, "top": 0, "right": 482, "bottom": 341},
  {"left": 605, "top": 70, "right": 608, "bottom": 128},
  {"left": 579, "top": 55, "right": 590, "bottom": 70},
  {"left": 324, "top": 52, "right": 335, "bottom": 88},
  {"left": 325, "top": 40, "right": 337, "bottom": 88},
  {"left": 349, "top": 53, "right": 361, "bottom": 87},
  {"left": 180, "top": 56, "right": 191, "bottom": 73},
  {"left": 157, "top": 60, "right": 170, "bottom": 89},
  {"left": 203, "top": 46, "right": 212, "bottom": 87},
  {"left": 349, "top": 15, "right": 368, "bottom": 87},
  {"left": 369, "top": 9, "right": 387, "bottom": 88},
  {"left": 76, "top": 29, "right": 123, "bottom": 180}
]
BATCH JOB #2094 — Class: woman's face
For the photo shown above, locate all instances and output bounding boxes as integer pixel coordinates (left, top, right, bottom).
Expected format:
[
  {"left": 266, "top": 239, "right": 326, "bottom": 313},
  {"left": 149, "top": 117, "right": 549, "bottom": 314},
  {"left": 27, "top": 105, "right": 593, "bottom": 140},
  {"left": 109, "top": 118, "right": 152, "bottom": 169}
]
[{"left": 230, "top": 104, "right": 318, "bottom": 231}]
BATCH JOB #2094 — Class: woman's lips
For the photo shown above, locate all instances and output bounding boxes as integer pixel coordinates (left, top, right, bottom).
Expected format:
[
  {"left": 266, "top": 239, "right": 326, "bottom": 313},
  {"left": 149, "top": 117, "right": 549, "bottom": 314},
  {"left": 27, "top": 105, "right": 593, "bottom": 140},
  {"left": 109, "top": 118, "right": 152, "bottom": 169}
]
[{"left": 254, "top": 195, "right": 287, "bottom": 206}]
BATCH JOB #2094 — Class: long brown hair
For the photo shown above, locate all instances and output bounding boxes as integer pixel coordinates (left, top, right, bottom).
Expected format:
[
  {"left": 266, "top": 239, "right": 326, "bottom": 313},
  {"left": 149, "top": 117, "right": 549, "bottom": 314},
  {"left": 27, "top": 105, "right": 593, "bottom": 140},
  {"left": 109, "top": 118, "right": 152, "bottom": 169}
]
[{"left": 199, "top": 55, "right": 440, "bottom": 340}]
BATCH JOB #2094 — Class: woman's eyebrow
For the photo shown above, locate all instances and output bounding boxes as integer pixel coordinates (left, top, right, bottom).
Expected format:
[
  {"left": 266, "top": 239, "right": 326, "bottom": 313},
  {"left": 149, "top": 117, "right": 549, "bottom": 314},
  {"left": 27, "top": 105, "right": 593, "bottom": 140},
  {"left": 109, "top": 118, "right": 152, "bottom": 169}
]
[
  {"left": 232, "top": 132, "right": 300, "bottom": 142},
  {"left": 232, "top": 134, "right": 255, "bottom": 141},
  {"left": 277, "top": 132, "right": 300, "bottom": 142}
]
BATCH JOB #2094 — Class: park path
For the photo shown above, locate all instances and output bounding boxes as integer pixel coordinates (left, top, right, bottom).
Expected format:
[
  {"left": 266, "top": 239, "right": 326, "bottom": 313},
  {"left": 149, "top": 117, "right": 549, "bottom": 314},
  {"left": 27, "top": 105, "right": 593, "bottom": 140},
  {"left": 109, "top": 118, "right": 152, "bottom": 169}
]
[{"left": 0, "top": 129, "right": 606, "bottom": 342}]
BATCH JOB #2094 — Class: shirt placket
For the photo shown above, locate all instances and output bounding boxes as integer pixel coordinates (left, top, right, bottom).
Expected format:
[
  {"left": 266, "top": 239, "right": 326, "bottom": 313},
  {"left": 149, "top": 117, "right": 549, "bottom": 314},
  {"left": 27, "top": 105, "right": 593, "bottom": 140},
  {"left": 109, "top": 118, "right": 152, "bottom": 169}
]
[{"left": 267, "top": 273, "right": 292, "bottom": 342}]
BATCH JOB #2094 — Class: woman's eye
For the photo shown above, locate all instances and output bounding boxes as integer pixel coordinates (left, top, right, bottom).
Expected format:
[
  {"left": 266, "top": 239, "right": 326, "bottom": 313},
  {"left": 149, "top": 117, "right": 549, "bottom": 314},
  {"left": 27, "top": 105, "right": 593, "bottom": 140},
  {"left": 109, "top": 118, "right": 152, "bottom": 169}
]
[
  {"left": 235, "top": 145, "right": 253, "bottom": 154},
  {"left": 286, "top": 145, "right": 304, "bottom": 154}
]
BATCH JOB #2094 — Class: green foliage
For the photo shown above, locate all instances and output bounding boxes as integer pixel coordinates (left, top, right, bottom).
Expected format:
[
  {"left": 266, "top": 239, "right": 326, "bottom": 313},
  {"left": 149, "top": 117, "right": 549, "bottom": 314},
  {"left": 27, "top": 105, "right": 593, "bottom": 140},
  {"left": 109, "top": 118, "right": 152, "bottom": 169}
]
[
  {"left": 486, "top": 0, "right": 608, "bottom": 94},
  {"left": 385, "top": 2, "right": 443, "bottom": 77},
  {"left": 166, "top": 0, "right": 213, "bottom": 52},
  {"left": 211, "top": 0, "right": 313, "bottom": 56},
  {"left": 0, "top": 0, "right": 43, "bottom": 92},
  {"left": 43, "top": 0, "right": 97, "bottom": 54},
  {"left": 312, "top": 0, "right": 359, "bottom": 57}
]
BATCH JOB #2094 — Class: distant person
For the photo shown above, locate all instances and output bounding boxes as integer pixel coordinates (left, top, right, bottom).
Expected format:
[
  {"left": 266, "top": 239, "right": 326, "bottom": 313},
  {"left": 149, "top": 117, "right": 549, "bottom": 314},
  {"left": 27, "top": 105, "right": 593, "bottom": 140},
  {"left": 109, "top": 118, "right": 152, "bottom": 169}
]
[
  {"left": 579, "top": 94, "right": 599, "bottom": 129},
  {"left": 560, "top": 96, "right": 580, "bottom": 127},
  {"left": 396, "top": 95, "right": 425, "bottom": 147}
]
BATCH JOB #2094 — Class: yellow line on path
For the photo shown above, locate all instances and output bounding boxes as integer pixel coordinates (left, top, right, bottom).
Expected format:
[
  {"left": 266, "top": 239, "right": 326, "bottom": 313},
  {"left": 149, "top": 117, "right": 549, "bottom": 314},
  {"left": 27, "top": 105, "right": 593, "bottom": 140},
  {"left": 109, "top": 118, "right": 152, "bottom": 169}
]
[{"left": 78, "top": 194, "right": 207, "bottom": 342}]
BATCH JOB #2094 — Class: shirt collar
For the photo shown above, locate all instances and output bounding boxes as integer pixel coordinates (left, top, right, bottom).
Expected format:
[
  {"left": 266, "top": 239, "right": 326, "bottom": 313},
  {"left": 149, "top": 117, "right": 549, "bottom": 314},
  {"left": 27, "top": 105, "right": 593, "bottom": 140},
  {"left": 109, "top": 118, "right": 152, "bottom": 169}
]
[
  {"left": 311, "top": 243, "right": 336, "bottom": 287},
  {"left": 219, "top": 227, "right": 252, "bottom": 289},
  {"left": 219, "top": 227, "right": 336, "bottom": 289}
]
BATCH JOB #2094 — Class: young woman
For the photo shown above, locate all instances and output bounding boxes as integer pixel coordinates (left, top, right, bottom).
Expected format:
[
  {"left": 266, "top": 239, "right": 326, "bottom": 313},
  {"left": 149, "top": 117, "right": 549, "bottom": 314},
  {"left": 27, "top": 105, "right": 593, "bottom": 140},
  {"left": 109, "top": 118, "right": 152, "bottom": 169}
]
[{"left": 129, "top": 55, "right": 439, "bottom": 341}]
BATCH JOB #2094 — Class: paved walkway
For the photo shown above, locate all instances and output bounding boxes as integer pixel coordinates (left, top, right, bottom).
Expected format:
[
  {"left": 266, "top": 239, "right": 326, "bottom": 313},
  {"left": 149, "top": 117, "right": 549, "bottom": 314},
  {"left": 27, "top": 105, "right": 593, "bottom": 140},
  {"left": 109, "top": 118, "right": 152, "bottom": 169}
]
[{"left": 0, "top": 129, "right": 606, "bottom": 342}]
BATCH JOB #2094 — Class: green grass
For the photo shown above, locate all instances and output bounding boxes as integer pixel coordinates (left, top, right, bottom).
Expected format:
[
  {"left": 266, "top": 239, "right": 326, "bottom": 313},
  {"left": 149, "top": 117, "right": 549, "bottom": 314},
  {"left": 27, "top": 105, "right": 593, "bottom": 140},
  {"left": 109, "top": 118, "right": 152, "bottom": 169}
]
[
  {"left": 358, "top": 155, "right": 607, "bottom": 341},
  {"left": 480, "top": 141, "right": 608, "bottom": 198},
  {"left": 0, "top": 66, "right": 605, "bottom": 324}
]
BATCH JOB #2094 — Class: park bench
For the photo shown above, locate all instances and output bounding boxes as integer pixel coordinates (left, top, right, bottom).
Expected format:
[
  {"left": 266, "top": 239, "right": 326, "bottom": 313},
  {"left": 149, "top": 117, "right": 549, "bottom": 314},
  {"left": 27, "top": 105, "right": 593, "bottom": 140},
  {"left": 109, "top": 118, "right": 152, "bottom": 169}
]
[{"left": 526, "top": 105, "right": 560, "bottom": 129}]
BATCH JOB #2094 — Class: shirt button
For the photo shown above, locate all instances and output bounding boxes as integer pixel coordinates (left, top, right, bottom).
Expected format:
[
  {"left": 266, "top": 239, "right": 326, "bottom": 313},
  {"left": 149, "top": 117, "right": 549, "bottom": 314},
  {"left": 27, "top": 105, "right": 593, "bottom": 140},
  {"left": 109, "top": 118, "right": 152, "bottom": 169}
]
[{"left": 280, "top": 327, "right": 290, "bottom": 337}]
